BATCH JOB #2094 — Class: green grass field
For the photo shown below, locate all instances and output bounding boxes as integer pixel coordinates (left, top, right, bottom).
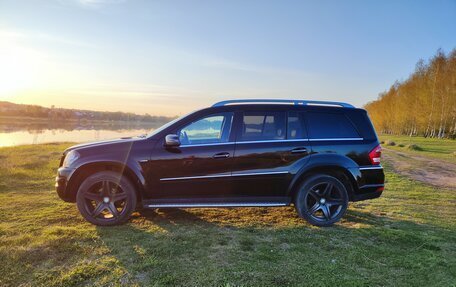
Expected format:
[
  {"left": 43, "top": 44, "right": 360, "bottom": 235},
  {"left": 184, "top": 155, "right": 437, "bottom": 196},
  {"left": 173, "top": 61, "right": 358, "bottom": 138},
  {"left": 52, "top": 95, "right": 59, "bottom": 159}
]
[
  {"left": 378, "top": 135, "right": 456, "bottom": 163},
  {"left": 1, "top": 143, "right": 455, "bottom": 286}
]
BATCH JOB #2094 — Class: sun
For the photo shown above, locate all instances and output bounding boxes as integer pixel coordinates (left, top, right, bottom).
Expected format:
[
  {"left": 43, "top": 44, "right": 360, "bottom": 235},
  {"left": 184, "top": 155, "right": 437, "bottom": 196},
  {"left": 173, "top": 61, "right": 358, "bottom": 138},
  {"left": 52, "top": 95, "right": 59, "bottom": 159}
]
[{"left": 0, "top": 43, "right": 38, "bottom": 98}]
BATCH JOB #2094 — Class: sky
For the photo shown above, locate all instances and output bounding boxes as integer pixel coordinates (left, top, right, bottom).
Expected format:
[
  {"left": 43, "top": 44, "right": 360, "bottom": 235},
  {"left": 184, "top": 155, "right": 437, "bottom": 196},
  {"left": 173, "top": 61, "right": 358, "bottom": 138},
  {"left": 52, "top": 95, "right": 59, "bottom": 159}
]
[{"left": 0, "top": 0, "right": 455, "bottom": 116}]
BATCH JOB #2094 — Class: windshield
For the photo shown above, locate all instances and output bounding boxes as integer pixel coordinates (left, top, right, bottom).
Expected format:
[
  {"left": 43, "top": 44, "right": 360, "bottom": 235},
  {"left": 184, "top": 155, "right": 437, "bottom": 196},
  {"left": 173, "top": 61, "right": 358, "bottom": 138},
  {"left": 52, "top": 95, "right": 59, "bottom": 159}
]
[{"left": 146, "top": 111, "right": 194, "bottom": 138}]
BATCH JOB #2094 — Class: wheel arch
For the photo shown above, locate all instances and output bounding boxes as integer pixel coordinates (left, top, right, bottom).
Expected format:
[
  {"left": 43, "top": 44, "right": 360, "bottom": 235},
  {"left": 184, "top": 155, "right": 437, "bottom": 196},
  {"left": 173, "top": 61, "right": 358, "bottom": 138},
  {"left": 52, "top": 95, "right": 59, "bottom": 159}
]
[
  {"left": 66, "top": 161, "right": 146, "bottom": 203},
  {"left": 288, "top": 163, "right": 359, "bottom": 201}
]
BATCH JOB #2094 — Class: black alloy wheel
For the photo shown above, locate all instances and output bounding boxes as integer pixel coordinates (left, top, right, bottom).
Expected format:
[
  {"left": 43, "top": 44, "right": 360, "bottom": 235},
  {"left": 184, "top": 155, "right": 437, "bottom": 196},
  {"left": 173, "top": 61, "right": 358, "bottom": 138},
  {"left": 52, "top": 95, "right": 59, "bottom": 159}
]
[
  {"left": 76, "top": 171, "right": 137, "bottom": 226},
  {"left": 295, "top": 174, "right": 349, "bottom": 227}
]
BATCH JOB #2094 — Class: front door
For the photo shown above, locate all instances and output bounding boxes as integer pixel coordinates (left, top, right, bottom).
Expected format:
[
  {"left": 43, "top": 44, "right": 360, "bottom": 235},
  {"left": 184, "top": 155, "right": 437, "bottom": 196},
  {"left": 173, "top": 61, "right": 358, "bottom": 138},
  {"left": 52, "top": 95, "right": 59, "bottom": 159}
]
[
  {"left": 148, "top": 112, "right": 235, "bottom": 199},
  {"left": 231, "top": 110, "right": 311, "bottom": 198}
]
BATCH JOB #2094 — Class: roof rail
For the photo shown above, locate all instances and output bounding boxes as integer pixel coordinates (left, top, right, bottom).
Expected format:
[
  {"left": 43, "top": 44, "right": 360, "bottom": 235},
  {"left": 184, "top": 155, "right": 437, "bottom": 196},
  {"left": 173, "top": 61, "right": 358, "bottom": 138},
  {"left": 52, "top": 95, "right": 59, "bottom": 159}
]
[{"left": 212, "top": 99, "right": 355, "bottom": 108}]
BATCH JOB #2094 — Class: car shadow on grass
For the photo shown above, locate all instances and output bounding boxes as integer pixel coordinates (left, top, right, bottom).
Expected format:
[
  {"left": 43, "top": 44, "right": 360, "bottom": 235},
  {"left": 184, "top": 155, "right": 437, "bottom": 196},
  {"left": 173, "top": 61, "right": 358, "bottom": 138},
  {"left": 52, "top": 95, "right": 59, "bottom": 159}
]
[{"left": 94, "top": 207, "right": 455, "bottom": 286}]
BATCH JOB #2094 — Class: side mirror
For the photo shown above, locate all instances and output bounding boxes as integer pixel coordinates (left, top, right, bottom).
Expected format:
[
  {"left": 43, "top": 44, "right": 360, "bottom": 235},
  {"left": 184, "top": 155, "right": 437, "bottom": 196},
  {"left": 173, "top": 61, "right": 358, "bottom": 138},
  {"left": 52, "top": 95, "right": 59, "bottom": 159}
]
[{"left": 165, "top": 134, "right": 181, "bottom": 147}]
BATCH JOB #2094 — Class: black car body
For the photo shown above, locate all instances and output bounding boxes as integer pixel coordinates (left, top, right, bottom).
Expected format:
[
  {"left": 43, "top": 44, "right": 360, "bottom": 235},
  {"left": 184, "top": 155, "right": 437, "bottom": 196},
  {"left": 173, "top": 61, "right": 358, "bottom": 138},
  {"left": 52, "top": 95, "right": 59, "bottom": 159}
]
[{"left": 56, "top": 99, "right": 384, "bottom": 226}]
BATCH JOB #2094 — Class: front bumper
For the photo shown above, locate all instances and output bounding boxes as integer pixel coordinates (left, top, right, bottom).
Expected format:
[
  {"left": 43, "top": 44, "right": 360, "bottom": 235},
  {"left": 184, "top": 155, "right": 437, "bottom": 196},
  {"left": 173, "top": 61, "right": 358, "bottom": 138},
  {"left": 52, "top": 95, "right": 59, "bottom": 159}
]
[{"left": 55, "top": 167, "right": 76, "bottom": 202}]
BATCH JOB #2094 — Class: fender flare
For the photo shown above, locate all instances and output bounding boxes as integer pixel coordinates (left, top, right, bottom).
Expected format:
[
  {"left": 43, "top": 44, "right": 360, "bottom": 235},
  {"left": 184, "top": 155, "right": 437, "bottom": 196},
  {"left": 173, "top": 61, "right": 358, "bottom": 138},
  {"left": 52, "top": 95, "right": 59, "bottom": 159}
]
[
  {"left": 67, "top": 159, "right": 146, "bottom": 201},
  {"left": 287, "top": 154, "right": 360, "bottom": 197}
]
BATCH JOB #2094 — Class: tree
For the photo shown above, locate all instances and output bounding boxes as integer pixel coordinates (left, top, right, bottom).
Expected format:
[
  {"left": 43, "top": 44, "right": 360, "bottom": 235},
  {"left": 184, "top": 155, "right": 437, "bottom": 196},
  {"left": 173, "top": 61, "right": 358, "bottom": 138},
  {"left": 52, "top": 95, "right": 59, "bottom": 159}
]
[{"left": 365, "top": 48, "right": 456, "bottom": 139}]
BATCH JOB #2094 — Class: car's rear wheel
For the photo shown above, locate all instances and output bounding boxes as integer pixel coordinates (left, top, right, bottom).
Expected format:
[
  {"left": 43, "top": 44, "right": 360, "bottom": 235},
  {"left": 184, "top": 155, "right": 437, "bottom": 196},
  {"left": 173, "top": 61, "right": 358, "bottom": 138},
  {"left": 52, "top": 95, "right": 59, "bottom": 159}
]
[
  {"left": 295, "top": 174, "right": 349, "bottom": 227},
  {"left": 76, "top": 171, "right": 137, "bottom": 226}
]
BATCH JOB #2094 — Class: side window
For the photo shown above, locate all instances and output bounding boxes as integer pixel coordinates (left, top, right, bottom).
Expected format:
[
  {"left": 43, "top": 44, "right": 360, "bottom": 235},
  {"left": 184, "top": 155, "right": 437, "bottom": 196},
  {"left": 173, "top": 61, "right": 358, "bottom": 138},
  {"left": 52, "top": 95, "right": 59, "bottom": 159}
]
[
  {"left": 240, "top": 112, "right": 286, "bottom": 141},
  {"left": 287, "top": 111, "right": 307, "bottom": 139},
  {"left": 307, "top": 112, "right": 360, "bottom": 139},
  {"left": 178, "top": 113, "right": 233, "bottom": 145}
]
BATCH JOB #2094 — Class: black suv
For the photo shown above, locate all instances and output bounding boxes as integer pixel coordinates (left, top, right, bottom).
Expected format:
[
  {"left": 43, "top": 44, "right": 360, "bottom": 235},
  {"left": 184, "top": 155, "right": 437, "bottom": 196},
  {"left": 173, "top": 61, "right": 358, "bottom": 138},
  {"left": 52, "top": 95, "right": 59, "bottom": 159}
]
[{"left": 56, "top": 99, "right": 384, "bottom": 227}]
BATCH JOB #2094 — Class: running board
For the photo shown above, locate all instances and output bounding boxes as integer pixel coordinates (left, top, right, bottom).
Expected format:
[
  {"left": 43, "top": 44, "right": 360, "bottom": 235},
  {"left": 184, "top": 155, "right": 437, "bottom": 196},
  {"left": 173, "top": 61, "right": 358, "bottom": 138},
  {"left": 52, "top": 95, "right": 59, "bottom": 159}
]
[{"left": 143, "top": 202, "right": 289, "bottom": 208}]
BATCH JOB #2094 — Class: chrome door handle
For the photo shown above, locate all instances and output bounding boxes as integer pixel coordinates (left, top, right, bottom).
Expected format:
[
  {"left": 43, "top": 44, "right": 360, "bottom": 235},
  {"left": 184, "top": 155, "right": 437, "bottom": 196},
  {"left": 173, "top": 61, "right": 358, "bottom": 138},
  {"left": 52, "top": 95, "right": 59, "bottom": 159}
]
[
  {"left": 291, "top": 147, "right": 308, "bottom": 154},
  {"left": 213, "top": 152, "right": 230, "bottom": 159}
]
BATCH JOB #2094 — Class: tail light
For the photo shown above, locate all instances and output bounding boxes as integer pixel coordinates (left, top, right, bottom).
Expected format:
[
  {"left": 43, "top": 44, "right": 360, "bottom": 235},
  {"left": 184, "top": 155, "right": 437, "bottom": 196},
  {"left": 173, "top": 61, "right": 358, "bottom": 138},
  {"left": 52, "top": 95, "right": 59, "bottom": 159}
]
[
  {"left": 59, "top": 154, "right": 65, "bottom": 167},
  {"left": 368, "top": 144, "right": 382, "bottom": 165}
]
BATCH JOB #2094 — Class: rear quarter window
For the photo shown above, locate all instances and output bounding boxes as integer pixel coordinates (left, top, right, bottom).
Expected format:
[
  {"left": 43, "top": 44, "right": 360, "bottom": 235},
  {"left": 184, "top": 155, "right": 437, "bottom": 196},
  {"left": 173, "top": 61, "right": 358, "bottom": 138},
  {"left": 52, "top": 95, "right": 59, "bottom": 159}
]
[
  {"left": 345, "top": 109, "right": 378, "bottom": 140},
  {"left": 306, "top": 112, "right": 360, "bottom": 139}
]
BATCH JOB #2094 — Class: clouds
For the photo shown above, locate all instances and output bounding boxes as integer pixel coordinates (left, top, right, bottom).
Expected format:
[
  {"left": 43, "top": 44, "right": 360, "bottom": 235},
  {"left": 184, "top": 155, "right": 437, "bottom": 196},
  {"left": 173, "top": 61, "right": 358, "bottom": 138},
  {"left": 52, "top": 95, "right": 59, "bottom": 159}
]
[
  {"left": 56, "top": 0, "right": 127, "bottom": 9},
  {"left": 202, "top": 57, "right": 316, "bottom": 78},
  {"left": 75, "top": 0, "right": 126, "bottom": 8},
  {"left": 0, "top": 29, "right": 97, "bottom": 49},
  {"left": 1, "top": 1, "right": 454, "bottom": 115}
]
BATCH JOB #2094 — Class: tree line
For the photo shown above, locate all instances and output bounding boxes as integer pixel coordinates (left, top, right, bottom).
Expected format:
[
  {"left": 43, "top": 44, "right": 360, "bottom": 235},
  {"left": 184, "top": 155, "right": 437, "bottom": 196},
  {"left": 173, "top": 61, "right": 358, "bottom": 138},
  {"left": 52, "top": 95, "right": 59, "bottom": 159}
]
[
  {"left": 365, "top": 49, "right": 456, "bottom": 139},
  {"left": 0, "top": 101, "right": 174, "bottom": 124}
]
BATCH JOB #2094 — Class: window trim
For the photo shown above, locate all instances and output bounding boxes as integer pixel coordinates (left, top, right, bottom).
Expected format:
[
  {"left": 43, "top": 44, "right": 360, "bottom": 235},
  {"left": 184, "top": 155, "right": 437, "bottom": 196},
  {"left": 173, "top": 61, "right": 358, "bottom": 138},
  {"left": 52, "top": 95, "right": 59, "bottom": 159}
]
[
  {"left": 177, "top": 137, "right": 364, "bottom": 148},
  {"left": 172, "top": 109, "right": 365, "bottom": 147}
]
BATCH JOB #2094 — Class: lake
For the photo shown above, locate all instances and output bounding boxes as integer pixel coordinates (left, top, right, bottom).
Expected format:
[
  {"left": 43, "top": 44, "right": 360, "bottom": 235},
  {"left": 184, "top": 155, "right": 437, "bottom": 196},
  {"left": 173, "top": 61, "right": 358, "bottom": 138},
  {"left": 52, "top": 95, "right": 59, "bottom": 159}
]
[{"left": 0, "top": 118, "right": 164, "bottom": 147}]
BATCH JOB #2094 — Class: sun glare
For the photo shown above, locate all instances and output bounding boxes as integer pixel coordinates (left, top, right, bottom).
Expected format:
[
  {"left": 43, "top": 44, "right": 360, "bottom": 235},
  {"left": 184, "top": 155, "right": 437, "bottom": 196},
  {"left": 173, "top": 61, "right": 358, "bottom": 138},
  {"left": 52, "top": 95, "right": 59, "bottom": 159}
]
[{"left": 0, "top": 43, "right": 39, "bottom": 98}]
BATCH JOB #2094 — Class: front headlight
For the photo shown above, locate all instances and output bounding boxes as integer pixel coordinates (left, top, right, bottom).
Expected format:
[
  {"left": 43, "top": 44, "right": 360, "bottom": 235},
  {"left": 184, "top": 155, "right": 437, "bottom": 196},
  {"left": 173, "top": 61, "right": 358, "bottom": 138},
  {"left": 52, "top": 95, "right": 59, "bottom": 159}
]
[{"left": 63, "top": 150, "right": 80, "bottom": 168}]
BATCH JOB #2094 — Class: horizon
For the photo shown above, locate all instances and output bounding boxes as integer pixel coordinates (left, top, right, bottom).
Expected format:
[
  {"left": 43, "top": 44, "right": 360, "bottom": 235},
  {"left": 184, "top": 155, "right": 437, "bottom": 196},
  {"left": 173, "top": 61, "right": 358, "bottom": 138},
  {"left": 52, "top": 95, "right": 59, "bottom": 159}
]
[{"left": 1, "top": 0, "right": 455, "bottom": 116}]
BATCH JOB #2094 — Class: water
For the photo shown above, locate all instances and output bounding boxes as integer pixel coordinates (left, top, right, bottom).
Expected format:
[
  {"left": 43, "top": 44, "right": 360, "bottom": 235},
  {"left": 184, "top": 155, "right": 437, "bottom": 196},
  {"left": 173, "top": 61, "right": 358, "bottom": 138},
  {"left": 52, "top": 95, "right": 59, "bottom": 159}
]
[{"left": 0, "top": 118, "right": 164, "bottom": 147}]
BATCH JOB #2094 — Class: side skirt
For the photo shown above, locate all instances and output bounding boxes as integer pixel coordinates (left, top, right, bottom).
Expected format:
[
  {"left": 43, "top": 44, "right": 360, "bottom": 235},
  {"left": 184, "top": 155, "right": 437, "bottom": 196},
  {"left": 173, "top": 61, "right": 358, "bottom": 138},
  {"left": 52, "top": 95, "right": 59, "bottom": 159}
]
[{"left": 142, "top": 197, "right": 291, "bottom": 208}]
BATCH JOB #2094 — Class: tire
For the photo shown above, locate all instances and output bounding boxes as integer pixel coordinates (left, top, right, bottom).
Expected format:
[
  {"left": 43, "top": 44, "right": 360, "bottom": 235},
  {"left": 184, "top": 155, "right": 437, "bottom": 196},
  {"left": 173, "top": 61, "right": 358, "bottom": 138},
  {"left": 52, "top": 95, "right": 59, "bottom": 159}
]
[
  {"left": 76, "top": 171, "right": 137, "bottom": 226},
  {"left": 295, "top": 174, "right": 349, "bottom": 227}
]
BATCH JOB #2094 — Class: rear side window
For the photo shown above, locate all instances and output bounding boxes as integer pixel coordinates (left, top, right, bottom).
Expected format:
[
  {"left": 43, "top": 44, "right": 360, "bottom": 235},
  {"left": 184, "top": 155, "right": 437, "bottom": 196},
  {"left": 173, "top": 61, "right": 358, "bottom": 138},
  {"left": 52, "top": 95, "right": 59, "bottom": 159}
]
[
  {"left": 307, "top": 112, "right": 360, "bottom": 139},
  {"left": 240, "top": 112, "right": 286, "bottom": 141},
  {"left": 287, "top": 111, "right": 307, "bottom": 139}
]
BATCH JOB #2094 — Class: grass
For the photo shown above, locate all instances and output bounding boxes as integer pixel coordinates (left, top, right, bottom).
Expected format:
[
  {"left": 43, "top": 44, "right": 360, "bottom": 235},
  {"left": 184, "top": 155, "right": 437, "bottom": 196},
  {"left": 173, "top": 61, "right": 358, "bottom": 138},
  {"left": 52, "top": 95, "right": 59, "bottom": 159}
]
[
  {"left": 1, "top": 143, "right": 455, "bottom": 286},
  {"left": 379, "top": 135, "right": 456, "bottom": 163}
]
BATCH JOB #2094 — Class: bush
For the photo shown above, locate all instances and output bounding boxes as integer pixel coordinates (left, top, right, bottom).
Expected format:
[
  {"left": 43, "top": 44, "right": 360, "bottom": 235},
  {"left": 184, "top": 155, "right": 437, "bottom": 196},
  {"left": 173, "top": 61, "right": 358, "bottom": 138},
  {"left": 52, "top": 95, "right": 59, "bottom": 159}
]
[
  {"left": 385, "top": 140, "right": 396, "bottom": 146},
  {"left": 398, "top": 143, "right": 405, "bottom": 147},
  {"left": 406, "top": 144, "right": 422, "bottom": 151},
  {"left": 380, "top": 140, "right": 385, "bottom": 144}
]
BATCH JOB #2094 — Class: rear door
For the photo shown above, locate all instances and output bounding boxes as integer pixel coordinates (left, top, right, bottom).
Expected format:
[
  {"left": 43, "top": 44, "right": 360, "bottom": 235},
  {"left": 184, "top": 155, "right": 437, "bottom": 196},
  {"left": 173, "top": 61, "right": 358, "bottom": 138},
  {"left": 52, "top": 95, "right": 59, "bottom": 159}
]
[{"left": 231, "top": 110, "right": 311, "bottom": 198}]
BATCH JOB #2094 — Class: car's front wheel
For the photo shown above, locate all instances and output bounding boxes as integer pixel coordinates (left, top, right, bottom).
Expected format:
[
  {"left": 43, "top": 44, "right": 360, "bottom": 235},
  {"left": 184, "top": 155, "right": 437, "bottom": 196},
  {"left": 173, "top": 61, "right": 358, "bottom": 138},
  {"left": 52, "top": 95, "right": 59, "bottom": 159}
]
[
  {"left": 76, "top": 171, "right": 137, "bottom": 226},
  {"left": 295, "top": 174, "right": 349, "bottom": 227}
]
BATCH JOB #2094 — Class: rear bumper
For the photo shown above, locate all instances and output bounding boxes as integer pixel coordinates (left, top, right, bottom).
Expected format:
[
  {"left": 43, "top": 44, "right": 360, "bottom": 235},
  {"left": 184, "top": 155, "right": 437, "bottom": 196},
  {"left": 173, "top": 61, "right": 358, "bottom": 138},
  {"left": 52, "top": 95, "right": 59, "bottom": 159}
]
[
  {"left": 349, "top": 165, "right": 385, "bottom": 202},
  {"left": 352, "top": 189, "right": 383, "bottom": 201},
  {"left": 55, "top": 167, "right": 75, "bottom": 202}
]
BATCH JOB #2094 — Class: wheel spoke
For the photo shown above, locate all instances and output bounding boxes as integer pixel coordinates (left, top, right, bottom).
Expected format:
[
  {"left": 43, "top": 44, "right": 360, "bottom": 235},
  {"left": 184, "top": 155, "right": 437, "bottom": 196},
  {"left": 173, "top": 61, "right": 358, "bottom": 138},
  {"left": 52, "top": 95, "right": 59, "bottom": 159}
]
[
  {"left": 308, "top": 203, "right": 321, "bottom": 214},
  {"left": 326, "top": 199, "right": 343, "bottom": 207},
  {"left": 102, "top": 180, "right": 110, "bottom": 196},
  {"left": 92, "top": 203, "right": 106, "bottom": 217},
  {"left": 83, "top": 192, "right": 102, "bottom": 201},
  {"left": 322, "top": 183, "right": 333, "bottom": 196},
  {"left": 112, "top": 192, "right": 127, "bottom": 202},
  {"left": 321, "top": 204, "right": 331, "bottom": 220},
  {"left": 107, "top": 202, "right": 119, "bottom": 217},
  {"left": 308, "top": 189, "right": 320, "bottom": 201}
]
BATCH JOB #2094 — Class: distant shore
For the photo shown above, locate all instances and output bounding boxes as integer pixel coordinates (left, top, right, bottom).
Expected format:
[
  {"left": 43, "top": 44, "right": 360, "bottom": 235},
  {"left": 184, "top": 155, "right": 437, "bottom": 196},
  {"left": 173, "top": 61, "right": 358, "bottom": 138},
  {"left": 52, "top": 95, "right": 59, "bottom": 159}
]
[
  {"left": 0, "top": 115, "right": 169, "bottom": 124},
  {"left": 0, "top": 115, "right": 170, "bottom": 135}
]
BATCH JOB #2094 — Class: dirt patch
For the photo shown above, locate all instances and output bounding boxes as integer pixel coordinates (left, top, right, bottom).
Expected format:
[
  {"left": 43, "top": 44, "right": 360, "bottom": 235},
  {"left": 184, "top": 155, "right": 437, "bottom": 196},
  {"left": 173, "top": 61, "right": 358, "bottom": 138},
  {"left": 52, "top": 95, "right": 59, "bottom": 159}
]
[{"left": 383, "top": 148, "right": 456, "bottom": 189}]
